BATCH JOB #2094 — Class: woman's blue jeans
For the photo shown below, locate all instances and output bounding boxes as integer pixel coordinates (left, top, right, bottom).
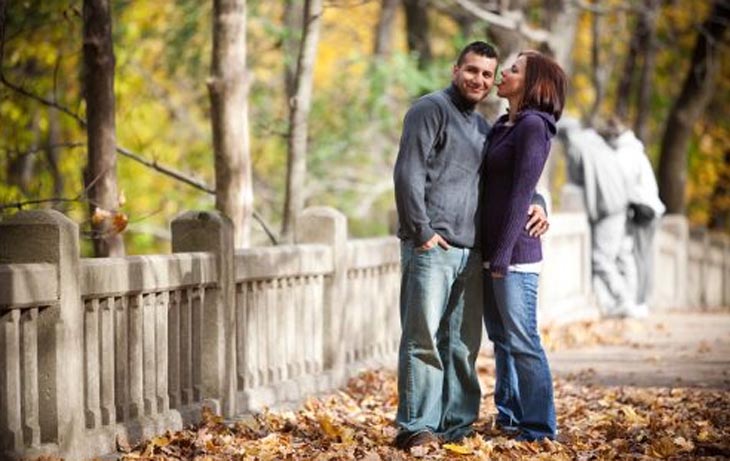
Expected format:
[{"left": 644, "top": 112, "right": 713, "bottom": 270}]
[
  {"left": 396, "top": 242, "right": 483, "bottom": 441},
  {"left": 483, "top": 270, "right": 557, "bottom": 440}
]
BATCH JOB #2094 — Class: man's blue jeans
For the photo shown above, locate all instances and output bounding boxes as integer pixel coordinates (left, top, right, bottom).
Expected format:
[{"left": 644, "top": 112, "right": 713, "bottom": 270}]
[
  {"left": 396, "top": 242, "right": 483, "bottom": 441},
  {"left": 483, "top": 270, "right": 557, "bottom": 440}
]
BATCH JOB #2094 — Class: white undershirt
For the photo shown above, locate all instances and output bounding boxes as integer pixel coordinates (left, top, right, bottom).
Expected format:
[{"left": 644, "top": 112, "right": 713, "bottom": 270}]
[{"left": 483, "top": 261, "right": 543, "bottom": 274}]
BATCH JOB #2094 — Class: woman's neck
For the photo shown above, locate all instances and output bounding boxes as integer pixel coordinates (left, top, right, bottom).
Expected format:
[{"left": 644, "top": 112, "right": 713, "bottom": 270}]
[
  {"left": 507, "top": 97, "right": 521, "bottom": 123},
  {"left": 507, "top": 105, "right": 518, "bottom": 124}
]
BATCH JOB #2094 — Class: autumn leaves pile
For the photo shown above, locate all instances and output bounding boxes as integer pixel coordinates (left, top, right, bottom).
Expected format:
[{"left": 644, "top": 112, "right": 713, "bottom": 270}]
[{"left": 120, "top": 321, "right": 730, "bottom": 461}]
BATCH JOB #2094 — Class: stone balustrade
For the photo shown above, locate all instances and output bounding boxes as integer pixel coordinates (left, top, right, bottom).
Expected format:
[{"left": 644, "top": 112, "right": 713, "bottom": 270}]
[{"left": 0, "top": 207, "right": 727, "bottom": 460}]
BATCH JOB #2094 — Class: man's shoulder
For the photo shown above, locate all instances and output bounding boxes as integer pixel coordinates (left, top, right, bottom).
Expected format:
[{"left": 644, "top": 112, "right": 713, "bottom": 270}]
[
  {"left": 410, "top": 89, "right": 450, "bottom": 111},
  {"left": 404, "top": 90, "right": 449, "bottom": 123}
]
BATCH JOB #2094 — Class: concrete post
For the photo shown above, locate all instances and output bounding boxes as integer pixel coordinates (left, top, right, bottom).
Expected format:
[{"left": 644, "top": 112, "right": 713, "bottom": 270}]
[
  {"left": 171, "top": 211, "right": 236, "bottom": 417},
  {"left": 0, "top": 210, "right": 84, "bottom": 458},
  {"left": 725, "top": 235, "right": 730, "bottom": 308},
  {"left": 295, "top": 207, "right": 347, "bottom": 371},
  {"left": 707, "top": 233, "right": 728, "bottom": 308},
  {"left": 655, "top": 215, "right": 689, "bottom": 310}
]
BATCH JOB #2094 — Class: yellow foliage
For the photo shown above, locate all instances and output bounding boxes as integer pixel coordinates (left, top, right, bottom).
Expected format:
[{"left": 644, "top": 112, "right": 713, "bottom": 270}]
[{"left": 315, "top": 2, "right": 381, "bottom": 86}]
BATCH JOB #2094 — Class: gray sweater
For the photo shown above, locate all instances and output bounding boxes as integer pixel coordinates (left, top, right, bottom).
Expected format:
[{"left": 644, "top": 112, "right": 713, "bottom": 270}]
[{"left": 394, "top": 84, "right": 490, "bottom": 248}]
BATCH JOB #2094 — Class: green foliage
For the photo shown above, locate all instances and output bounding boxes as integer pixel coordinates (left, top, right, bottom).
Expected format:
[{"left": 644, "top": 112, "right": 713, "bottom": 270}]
[{"left": 3, "top": 0, "right": 727, "bottom": 253}]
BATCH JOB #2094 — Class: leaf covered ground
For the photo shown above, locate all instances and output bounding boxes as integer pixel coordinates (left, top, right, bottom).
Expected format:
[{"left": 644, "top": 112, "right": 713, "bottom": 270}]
[{"left": 119, "top": 319, "right": 730, "bottom": 461}]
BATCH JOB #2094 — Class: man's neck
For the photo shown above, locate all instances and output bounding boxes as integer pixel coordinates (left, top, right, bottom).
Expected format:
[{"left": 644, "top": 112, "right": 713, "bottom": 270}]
[{"left": 446, "top": 84, "right": 476, "bottom": 113}]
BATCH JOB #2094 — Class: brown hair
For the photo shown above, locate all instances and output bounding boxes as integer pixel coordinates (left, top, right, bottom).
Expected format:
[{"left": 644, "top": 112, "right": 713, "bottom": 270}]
[
  {"left": 456, "top": 41, "right": 499, "bottom": 66},
  {"left": 518, "top": 50, "right": 567, "bottom": 120}
]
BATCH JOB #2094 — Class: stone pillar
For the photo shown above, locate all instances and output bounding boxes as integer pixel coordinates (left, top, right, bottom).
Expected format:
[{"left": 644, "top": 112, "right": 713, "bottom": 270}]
[
  {"left": 725, "top": 235, "right": 730, "bottom": 308},
  {"left": 707, "top": 233, "right": 728, "bottom": 308},
  {"left": 171, "top": 211, "right": 236, "bottom": 417},
  {"left": 653, "top": 215, "right": 689, "bottom": 310},
  {"left": 295, "top": 207, "right": 347, "bottom": 371},
  {"left": 0, "top": 210, "right": 84, "bottom": 458}
]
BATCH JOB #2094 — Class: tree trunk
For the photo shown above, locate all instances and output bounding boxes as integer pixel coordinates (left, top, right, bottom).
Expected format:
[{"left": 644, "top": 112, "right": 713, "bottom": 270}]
[
  {"left": 658, "top": 0, "right": 730, "bottom": 214},
  {"left": 402, "top": 0, "right": 431, "bottom": 69},
  {"left": 709, "top": 149, "right": 730, "bottom": 230},
  {"left": 634, "top": 0, "right": 659, "bottom": 141},
  {"left": 46, "top": 104, "right": 65, "bottom": 208},
  {"left": 83, "top": 0, "right": 124, "bottom": 257},
  {"left": 374, "top": 0, "right": 399, "bottom": 58},
  {"left": 614, "top": 15, "right": 640, "bottom": 121},
  {"left": 208, "top": 0, "right": 254, "bottom": 248},
  {"left": 541, "top": 0, "right": 578, "bottom": 74},
  {"left": 283, "top": 0, "right": 303, "bottom": 99},
  {"left": 8, "top": 115, "right": 38, "bottom": 194},
  {"left": 280, "top": 0, "right": 323, "bottom": 243},
  {"left": 484, "top": 25, "right": 522, "bottom": 120},
  {"left": 587, "top": 9, "right": 608, "bottom": 126}
]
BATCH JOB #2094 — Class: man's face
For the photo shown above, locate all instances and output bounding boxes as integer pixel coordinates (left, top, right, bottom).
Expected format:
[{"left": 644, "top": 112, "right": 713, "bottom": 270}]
[{"left": 452, "top": 52, "right": 498, "bottom": 105}]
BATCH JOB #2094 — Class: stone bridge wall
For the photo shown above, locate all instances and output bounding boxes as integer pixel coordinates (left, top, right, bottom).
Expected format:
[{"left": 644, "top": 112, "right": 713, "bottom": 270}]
[{"left": 0, "top": 208, "right": 726, "bottom": 460}]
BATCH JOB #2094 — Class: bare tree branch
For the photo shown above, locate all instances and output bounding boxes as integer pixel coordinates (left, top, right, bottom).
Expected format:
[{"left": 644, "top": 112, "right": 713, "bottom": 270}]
[
  {"left": 115, "top": 145, "right": 214, "bottom": 194},
  {"left": 2, "top": 141, "right": 85, "bottom": 157},
  {"left": 0, "top": 197, "right": 80, "bottom": 211},
  {"left": 448, "top": 0, "right": 551, "bottom": 44},
  {"left": 0, "top": 73, "right": 88, "bottom": 127},
  {"left": 1, "top": 78, "right": 279, "bottom": 244}
]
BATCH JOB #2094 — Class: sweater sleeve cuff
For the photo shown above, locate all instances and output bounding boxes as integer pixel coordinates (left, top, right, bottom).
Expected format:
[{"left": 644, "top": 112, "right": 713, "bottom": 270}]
[
  {"left": 490, "top": 263, "right": 508, "bottom": 276},
  {"left": 415, "top": 227, "right": 435, "bottom": 247},
  {"left": 531, "top": 193, "right": 548, "bottom": 217}
]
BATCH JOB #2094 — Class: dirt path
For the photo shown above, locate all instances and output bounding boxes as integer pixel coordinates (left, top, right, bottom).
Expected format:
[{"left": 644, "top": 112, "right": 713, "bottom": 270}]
[{"left": 547, "top": 311, "right": 730, "bottom": 389}]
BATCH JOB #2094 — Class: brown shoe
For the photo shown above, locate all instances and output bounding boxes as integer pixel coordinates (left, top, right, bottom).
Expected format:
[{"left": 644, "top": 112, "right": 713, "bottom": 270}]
[{"left": 394, "top": 430, "right": 440, "bottom": 450}]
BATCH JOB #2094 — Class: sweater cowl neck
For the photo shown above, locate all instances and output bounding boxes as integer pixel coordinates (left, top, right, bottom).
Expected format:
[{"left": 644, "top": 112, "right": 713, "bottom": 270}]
[{"left": 445, "top": 83, "right": 476, "bottom": 114}]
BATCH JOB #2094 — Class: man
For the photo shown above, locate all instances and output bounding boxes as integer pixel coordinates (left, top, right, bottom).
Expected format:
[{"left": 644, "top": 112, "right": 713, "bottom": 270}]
[{"left": 393, "top": 41, "right": 548, "bottom": 450}]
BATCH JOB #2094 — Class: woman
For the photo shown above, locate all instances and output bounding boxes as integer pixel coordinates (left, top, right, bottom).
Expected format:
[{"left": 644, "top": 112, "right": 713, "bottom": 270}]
[{"left": 480, "top": 50, "right": 567, "bottom": 441}]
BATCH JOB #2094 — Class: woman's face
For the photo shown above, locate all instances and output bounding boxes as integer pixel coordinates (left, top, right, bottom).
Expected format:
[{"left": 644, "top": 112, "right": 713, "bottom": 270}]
[{"left": 496, "top": 55, "right": 527, "bottom": 102}]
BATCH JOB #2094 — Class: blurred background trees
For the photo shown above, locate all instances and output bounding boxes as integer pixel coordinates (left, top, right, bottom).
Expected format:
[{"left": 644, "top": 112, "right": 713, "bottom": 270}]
[{"left": 1, "top": 0, "right": 728, "bottom": 255}]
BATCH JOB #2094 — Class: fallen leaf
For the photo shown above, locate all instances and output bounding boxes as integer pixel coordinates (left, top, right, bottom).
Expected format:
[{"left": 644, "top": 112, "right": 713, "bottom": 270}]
[{"left": 443, "top": 442, "right": 472, "bottom": 455}]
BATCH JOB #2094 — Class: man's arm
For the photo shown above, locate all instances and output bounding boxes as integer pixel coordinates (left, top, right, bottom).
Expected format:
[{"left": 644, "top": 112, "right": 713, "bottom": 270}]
[
  {"left": 393, "top": 98, "right": 443, "bottom": 246},
  {"left": 527, "top": 193, "right": 549, "bottom": 237}
]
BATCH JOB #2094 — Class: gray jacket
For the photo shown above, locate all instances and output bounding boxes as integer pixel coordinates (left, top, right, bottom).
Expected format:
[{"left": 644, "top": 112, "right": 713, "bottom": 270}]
[
  {"left": 559, "top": 118, "right": 630, "bottom": 222},
  {"left": 394, "top": 84, "right": 490, "bottom": 248}
]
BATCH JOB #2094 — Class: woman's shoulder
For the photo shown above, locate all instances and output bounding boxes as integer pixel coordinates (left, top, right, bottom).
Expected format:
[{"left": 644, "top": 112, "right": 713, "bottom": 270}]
[{"left": 515, "top": 110, "right": 557, "bottom": 136}]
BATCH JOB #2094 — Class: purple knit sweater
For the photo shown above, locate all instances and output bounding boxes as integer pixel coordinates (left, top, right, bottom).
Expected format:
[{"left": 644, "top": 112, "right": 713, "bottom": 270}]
[{"left": 481, "top": 109, "right": 556, "bottom": 275}]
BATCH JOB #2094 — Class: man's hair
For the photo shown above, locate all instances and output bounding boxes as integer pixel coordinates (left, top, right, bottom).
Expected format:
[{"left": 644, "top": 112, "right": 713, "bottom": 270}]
[
  {"left": 517, "top": 50, "right": 568, "bottom": 120},
  {"left": 456, "top": 41, "right": 498, "bottom": 66}
]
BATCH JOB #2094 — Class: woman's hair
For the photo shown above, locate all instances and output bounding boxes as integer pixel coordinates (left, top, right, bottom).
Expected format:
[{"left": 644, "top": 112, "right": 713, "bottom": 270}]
[{"left": 518, "top": 50, "right": 567, "bottom": 120}]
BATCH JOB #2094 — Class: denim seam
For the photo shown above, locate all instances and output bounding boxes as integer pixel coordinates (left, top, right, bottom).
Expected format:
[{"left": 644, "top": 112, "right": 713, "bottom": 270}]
[{"left": 406, "top": 339, "right": 414, "bottom": 421}]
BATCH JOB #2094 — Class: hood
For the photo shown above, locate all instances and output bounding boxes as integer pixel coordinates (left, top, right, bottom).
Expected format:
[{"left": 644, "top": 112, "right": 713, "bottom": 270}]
[
  {"left": 519, "top": 109, "right": 557, "bottom": 137},
  {"left": 497, "top": 109, "right": 557, "bottom": 137},
  {"left": 613, "top": 129, "right": 644, "bottom": 152}
]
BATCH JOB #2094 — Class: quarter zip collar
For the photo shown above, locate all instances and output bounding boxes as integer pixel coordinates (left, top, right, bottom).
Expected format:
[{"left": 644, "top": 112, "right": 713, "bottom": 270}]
[{"left": 445, "top": 83, "right": 476, "bottom": 114}]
